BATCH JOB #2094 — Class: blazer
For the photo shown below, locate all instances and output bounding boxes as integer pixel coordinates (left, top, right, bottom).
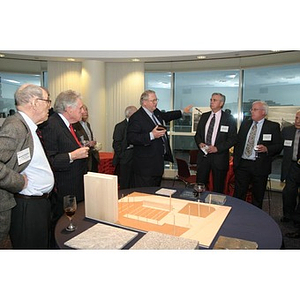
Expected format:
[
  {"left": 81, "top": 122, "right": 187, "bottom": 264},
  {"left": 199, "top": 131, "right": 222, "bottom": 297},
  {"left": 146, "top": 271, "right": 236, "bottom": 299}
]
[
  {"left": 233, "top": 118, "right": 283, "bottom": 176},
  {"left": 0, "top": 112, "right": 33, "bottom": 211},
  {"left": 112, "top": 119, "right": 133, "bottom": 166},
  {"left": 41, "top": 113, "right": 88, "bottom": 202},
  {"left": 127, "top": 107, "right": 182, "bottom": 177},
  {"left": 73, "top": 121, "right": 100, "bottom": 172},
  {"left": 194, "top": 110, "right": 238, "bottom": 171},
  {"left": 281, "top": 125, "right": 298, "bottom": 181}
]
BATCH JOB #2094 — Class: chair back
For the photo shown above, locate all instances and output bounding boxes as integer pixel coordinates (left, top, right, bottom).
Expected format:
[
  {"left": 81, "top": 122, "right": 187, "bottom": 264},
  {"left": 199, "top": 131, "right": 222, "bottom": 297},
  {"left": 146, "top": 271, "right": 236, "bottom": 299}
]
[
  {"left": 176, "top": 158, "right": 191, "bottom": 178},
  {"left": 189, "top": 149, "right": 199, "bottom": 165}
]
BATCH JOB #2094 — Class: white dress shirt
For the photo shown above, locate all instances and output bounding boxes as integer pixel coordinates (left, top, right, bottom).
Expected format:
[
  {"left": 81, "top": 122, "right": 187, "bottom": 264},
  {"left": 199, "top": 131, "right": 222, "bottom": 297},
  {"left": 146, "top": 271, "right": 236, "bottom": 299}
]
[
  {"left": 205, "top": 110, "right": 222, "bottom": 146},
  {"left": 19, "top": 112, "right": 54, "bottom": 196}
]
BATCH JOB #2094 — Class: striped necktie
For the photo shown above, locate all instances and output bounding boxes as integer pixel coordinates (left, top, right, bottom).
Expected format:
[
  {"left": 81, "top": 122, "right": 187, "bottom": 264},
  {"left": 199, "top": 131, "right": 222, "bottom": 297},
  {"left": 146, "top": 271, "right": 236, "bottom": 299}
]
[{"left": 206, "top": 113, "right": 215, "bottom": 145}]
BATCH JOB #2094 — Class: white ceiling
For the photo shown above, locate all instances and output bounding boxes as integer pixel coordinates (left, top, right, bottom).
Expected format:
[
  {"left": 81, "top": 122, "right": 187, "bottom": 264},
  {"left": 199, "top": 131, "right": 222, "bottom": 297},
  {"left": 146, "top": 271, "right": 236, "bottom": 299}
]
[{"left": 0, "top": 50, "right": 275, "bottom": 63}]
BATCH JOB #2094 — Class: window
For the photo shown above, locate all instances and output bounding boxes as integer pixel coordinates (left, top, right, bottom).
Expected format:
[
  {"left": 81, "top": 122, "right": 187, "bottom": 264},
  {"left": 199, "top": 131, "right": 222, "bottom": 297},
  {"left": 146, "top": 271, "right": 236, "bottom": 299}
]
[{"left": 0, "top": 72, "right": 41, "bottom": 118}]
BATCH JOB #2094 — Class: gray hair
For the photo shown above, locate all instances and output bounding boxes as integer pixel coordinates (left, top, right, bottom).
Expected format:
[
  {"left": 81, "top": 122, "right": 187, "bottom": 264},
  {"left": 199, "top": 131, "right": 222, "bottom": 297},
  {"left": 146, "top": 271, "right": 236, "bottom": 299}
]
[
  {"left": 54, "top": 90, "right": 82, "bottom": 113},
  {"left": 139, "top": 90, "right": 156, "bottom": 105},
  {"left": 252, "top": 100, "right": 269, "bottom": 115},
  {"left": 125, "top": 106, "right": 137, "bottom": 118},
  {"left": 14, "top": 84, "right": 44, "bottom": 106},
  {"left": 211, "top": 92, "right": 226, "bottom": 104}
]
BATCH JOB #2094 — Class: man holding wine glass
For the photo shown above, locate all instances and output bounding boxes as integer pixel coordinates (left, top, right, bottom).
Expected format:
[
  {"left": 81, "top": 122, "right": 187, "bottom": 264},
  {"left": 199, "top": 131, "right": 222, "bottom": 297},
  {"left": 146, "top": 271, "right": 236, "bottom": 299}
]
[
  {"left": 40, "top": 90, "right": 89, "bottom": 246},
  {"left": 0, "top": 84, "right": 55, "bottom": 249}
]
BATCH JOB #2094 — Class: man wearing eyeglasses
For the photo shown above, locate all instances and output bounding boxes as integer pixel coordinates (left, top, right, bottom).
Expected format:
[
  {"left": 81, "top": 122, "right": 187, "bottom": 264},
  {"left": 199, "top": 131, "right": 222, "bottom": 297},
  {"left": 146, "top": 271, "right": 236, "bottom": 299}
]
[
  {"left": 127, "top": 90, "right": 192, "bottom": 187},
  {"left": 233, "top": 101, "right": 283, "bottom": 209},
  {"left": 0, "top": 84, "right": 54, "bottom": 248}
]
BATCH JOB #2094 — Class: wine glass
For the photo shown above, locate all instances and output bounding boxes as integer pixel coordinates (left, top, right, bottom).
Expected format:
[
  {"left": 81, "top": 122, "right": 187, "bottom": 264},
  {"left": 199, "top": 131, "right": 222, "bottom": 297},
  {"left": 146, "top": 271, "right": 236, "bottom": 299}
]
[
  {"left": 193, "top": 183, "right": 206, "bottom": 201},
  {"left": 63, "top": 195, "right": 77, "bottom": 231}
]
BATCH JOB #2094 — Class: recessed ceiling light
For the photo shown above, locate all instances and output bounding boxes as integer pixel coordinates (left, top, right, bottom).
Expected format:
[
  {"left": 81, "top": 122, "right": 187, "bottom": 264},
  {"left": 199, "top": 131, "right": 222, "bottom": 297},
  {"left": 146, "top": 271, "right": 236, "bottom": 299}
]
[
  {"left": 67, "top": 58, "right": 75, "bottom": 61},
  {"left": 197, "top": 55, "right": 206, "bottom": 59},
  {"left": 131, "top": 58, "right": 140, "bottom": 62},
  {"left": 0, "top": 54, "right": 5, "bottom": 58}
]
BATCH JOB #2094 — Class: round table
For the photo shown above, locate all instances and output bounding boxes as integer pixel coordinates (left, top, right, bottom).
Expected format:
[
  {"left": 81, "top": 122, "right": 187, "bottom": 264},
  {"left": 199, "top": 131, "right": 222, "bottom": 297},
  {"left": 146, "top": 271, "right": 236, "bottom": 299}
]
[{"left": 55, "top": 187, "right": 282, "bottom": 249}]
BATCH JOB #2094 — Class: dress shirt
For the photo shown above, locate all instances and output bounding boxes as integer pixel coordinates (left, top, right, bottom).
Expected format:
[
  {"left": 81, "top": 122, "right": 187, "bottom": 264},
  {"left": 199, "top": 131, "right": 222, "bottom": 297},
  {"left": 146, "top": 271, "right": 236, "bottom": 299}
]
[
  {"left": 242, "top": 118, "right": 265, "bottom": 160},
  {"left": 19, "top": 112, "right": 54, "bottom": 196},
  {"left": 80, "top": 120, "right": 92, "bottom": 141},
  {"left": 205, "top": 110, "right": 221, "bottom": 146},
  {"left": 142, "top": 107, "right": 161, "bottom": 141}
]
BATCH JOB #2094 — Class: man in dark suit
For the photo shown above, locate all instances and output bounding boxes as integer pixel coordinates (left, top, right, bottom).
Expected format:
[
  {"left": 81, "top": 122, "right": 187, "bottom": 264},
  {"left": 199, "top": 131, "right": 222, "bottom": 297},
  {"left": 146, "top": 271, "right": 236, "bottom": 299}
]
[
  {"left": 280, "top": 110, "right": 300, "bottom": 223},
  {"left": 194, "top": 93, "right": 237, "bottom": 193},
  {"left": 41, "top": 90, "right": 89, "bottom": 233},
  {"left": 112, "top": 105, "right": 137, "bottom": 189},
  {"left": 127, "top": 90, "right": 192, "bottom": 188},
  {"left": 73, "top": 104, "right": 100, "bottom": 172},
  {"left": 233, "top": 101, "right": 283, "bottom": 209}
]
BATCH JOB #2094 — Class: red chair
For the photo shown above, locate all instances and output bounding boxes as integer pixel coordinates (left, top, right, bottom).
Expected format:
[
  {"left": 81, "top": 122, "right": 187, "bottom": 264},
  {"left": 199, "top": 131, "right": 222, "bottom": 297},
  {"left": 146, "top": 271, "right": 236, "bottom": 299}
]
[{"left": 173, "top": 158, "right": 197, "bottom": 187}]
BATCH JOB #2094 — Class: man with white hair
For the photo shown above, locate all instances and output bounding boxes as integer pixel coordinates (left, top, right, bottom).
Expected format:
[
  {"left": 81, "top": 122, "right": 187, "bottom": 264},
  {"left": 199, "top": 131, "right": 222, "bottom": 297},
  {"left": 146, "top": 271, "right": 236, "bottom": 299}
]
[{"left": 233, "top": 101, "right": 283, "bottom": 209}]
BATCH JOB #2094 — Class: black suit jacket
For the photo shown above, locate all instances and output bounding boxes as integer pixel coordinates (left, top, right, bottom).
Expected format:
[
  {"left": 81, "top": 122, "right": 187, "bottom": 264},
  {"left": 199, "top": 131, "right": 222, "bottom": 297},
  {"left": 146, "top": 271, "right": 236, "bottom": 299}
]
[
  {"left": 233, "top": 118, "right": 283, "bottom": 176},
  {"left": 41, "top": 113, "right": 88, "bottom": 202},
  {"left": 194, "top": 110, "right": 237, "bottom": 171},
  {"left": 112, "top": 119, "right": 133, "bottom": 166},
  {"left": 281, "top": 125, "right": 297, "bottom": 181},
  {"left": 127, "top": 107, "right": 182, "bottom": 177}
]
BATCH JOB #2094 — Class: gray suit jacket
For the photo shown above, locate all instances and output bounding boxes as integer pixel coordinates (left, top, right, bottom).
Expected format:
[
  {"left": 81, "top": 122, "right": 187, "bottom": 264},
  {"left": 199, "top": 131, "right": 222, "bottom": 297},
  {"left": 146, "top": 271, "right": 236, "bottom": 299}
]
[{"left": 0, "top": 112, "right": 33, "bottom": 211}]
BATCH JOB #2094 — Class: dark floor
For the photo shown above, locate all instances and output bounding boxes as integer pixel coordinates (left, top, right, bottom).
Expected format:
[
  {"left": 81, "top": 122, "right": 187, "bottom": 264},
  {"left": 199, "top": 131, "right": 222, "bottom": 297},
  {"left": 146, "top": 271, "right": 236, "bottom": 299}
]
[{"left": 1, "top": 179, "right": 300, "bottom": 249}]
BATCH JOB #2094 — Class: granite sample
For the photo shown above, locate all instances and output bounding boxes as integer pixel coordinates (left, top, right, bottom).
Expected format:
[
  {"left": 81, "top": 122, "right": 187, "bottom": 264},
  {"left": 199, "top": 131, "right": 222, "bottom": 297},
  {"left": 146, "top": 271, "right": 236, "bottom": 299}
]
[
  {"left": 64, "top": 223, "right": 138, "bottom": 249},
  {"left": 130, "top": 231, "right": 199, "bottom": 250}
]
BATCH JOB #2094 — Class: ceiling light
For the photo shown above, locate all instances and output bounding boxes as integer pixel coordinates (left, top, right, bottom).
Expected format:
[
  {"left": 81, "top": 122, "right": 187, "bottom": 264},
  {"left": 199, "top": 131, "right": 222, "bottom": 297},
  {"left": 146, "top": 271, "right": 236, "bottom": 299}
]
[
  {"left": 0, "top": 54, "right": 5, "bottom": 58},
  {"left": 131, "top": 58, "right": 140, "bottom": 62},
  {"left": 67, "top": 58, "right": 75, "bottom": 61},
  {"left": 197, "top": 55, "right": 206, "bottom": 59}
]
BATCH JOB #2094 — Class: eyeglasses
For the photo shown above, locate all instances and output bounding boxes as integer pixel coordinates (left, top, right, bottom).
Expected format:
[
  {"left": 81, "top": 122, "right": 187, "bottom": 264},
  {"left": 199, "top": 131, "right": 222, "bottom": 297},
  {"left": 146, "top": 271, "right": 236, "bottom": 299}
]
[
  {"left": 37, "top": 98, "right": 52, "bottom": 105},
  {"left": 250, "top": 108, "right": 264, "bottom": 112},
  {"left": 148, "top": 98, "right": 159, "bottom": 103}
]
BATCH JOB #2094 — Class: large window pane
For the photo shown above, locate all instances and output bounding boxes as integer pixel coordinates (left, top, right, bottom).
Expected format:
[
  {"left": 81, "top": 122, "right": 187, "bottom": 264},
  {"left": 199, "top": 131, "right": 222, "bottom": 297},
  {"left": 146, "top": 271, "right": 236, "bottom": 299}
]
[{"left": 0, "top": 72, "right": 41, "bottom": 118}]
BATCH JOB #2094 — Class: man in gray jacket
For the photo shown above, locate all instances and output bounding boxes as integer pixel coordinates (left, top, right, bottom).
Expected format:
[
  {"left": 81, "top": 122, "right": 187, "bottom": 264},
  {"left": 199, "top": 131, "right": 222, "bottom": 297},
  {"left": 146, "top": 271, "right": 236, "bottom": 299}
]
[{"left": 0, "top": 84, "right": 54, "bottom": 248}]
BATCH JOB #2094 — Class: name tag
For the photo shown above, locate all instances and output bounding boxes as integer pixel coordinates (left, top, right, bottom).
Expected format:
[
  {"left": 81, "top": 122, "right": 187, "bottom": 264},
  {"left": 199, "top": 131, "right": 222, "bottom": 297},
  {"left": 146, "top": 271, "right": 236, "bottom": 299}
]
[
  {"left": 220, "top": 125, "right": 229, "bottom": 133},
  {"left": 284, "top": 140, "right": 293, "bottom": 147},
  {"left": 17, "top": 148, "right": 31, "bottom": 165},
  {"left": 263, "top": 134, "right": 272, "bottom": 141}
]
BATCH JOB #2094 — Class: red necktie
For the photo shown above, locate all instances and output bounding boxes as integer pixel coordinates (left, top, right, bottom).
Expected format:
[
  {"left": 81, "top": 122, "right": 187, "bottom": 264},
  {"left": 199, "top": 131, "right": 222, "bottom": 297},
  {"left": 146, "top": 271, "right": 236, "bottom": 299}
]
[{"left": 69, "top": 124, "right": 82, "bottom": 147}]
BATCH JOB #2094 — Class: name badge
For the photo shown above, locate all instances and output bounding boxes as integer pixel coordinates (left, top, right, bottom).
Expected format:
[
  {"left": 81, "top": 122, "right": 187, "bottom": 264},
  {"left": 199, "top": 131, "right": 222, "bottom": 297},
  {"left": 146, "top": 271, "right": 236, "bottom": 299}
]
[
  {"left": 220, "top": 125, "right": 229, "bottom": 133},
  {"left": 284, "top": 140, "right": 293, "bottom": 147},
  {"left": 17, "top": 148, "right": 31, "bottom": 165},
  {"left": 263, "top": 134, "right": 272, "bottom": 141}
]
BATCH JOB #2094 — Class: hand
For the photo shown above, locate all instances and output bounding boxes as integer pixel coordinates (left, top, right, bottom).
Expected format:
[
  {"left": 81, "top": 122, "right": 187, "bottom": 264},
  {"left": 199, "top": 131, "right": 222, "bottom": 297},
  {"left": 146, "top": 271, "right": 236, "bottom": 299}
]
[
  {"left": 152, "top": 125, "right": 167, "bottom": 139},
  {"left": 22, "top": 174, "right": 28, "bottom": 189},
  {"left": 256, "top": 144, "right": 268, "bottom": 153},
  {"left": 89, "top": 141, "right": 96, "bottom": 147},
  {"left": 207, "top": 145, "right": 218, "bottom": 153},
  {"left": 70, "top": 147, "right": 89, "bottom": 160},
  {"left": 183, "top": 104, "right": 193, "bottom": 113}
]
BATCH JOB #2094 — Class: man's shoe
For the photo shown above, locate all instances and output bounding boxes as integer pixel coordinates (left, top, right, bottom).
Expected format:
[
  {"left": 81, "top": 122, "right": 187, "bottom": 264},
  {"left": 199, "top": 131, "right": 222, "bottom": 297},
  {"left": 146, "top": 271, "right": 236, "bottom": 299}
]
[{"left": 285, "top": 232, "right": 300, "bottom": 238}]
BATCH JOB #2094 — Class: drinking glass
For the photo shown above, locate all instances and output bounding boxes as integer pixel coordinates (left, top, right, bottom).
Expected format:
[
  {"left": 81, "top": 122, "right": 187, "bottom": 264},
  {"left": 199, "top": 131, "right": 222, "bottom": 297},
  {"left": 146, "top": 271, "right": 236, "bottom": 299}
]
[
  {"left": 63, "top": 195, "right": 77, "bottom": 231},
  {"left": 193, "top": 183, "right": 206, "bottom": 201}
]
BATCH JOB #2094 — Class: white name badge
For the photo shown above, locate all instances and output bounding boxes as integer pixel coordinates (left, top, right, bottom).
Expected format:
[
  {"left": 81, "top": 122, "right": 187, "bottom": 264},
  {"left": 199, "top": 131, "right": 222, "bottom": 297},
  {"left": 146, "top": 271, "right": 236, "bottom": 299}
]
[
  {"left": 17, "top": 148, "right": 31, "bottom": 165},
  {"left": 284, "top": 140, "right": 293, "bottom": 147},
  {"left": 263, "top": 134, "right": 272, "bottom": 141},
  {"left": 220, "top": 125, "right": 229, "bottom": 132}
]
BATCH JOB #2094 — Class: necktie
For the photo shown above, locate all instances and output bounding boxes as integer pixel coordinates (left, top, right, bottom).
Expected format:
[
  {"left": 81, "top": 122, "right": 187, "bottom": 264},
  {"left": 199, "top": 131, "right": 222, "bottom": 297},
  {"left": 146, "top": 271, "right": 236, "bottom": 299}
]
[
  {"left": 245, "top": 121, "right": 258, "bottom": 157},
  {"left": 292, "top": 129, "right": 300, "bottom": 161},
  {"left": 69, "top": 124, "right": 82, "bottom": 147},
  {"left": 152, "top": 114, "right": 167, "bottom": 143},
  {"left": 206, "top": 113, "right": 215, "bottom": 145}
]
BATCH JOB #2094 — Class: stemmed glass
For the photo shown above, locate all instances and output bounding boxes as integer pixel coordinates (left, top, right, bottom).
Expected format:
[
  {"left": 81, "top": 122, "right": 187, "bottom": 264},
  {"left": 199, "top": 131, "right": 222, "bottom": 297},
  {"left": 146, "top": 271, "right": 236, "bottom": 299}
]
[
  {"left": 63, "top": 195, "right": 77, "bottom": 231},
  {"left": 193, "top": 183, "right": 206, "bottom": 201}
]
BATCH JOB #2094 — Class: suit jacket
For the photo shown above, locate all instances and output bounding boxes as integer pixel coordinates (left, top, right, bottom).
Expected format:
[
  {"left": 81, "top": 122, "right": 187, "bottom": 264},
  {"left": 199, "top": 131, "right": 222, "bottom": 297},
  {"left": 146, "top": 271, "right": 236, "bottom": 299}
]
[
  {"left": 40, "top": 113, "right": 88, "bottom": 202},
  {"left": 194, "top": 110, "right": 237, "bottom": 171},
  {"left": 73, "top": 121, "right": 100, "bottom": 172},
  {"left": 112, "top": 119, "right": 133, "bottom": 166},
  {"left": 233, "top": 118, "right": 283, "bottom": 176},
  {"left": 127, "top": 107, "right": 182, "bottom": 177},
  {"left": 0, "top": 112, "right": 33, "bottom": 211},
  {"left": 281, "top": 125, "right": 298, "bottom": 181}
]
